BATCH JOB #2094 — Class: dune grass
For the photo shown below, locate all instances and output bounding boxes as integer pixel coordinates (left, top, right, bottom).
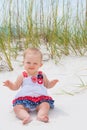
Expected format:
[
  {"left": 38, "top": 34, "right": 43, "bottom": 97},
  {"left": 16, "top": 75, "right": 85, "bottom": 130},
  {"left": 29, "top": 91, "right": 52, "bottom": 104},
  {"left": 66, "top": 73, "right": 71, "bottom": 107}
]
[{"left": 0, "top": 0, "right": 87, "bottom": 70}]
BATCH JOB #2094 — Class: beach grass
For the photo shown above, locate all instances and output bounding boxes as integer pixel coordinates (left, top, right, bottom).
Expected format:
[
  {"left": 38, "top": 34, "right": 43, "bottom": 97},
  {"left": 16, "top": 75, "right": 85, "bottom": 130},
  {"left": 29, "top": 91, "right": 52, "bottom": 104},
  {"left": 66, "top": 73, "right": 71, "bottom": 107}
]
[{"left": 0, "top": 0, "right": 87, "bottom": 70}]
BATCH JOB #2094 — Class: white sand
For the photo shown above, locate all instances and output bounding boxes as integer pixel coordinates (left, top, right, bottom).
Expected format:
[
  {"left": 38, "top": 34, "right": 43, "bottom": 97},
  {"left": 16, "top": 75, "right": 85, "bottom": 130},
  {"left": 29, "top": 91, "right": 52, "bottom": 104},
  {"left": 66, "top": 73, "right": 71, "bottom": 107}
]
[{"left": 0, "top": 55, "right": 87, "bottom": 130}]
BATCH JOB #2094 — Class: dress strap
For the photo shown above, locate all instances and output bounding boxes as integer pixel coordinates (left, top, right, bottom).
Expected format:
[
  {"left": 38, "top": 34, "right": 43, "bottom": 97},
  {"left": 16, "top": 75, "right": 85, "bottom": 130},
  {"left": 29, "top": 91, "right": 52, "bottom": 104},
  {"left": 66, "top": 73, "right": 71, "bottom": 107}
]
[
  {"left": 37, "top": 71, "right": 43, "bottom": 84},
  {"left": 22, "top": 71, "right": 28, "bottom": 77}
]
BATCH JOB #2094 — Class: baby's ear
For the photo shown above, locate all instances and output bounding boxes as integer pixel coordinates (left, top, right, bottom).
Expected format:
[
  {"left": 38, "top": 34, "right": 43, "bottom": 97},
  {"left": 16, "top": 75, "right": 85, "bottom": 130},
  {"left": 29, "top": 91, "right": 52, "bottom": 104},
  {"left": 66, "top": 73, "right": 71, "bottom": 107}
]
[{"left": 40, "top": 63, "right": 43, "bottom": 67}]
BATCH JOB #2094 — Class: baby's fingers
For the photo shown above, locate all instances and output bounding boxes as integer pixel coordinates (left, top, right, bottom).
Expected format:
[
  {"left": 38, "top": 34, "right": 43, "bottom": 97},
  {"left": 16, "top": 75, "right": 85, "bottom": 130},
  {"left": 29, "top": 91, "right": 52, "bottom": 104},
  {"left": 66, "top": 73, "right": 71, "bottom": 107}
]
[{"left": 3, "top": 80, "right": 10, "bottom": 86}]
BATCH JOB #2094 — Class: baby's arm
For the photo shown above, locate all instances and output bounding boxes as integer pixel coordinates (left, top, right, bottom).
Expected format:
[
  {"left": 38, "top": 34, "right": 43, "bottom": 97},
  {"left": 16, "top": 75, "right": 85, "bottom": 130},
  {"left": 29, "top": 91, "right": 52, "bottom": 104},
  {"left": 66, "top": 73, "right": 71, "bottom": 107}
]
[
  {"left": 43, "top": 73, "right": 59, "bottom": 88},
  {"left": 3, "top": 74, "right": 23, "bottom": 90}
]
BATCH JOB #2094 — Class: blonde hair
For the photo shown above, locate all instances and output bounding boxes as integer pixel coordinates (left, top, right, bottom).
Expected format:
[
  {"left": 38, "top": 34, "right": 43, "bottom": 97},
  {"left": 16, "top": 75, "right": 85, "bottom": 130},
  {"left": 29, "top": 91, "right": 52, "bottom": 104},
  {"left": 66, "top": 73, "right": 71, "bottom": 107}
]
[{"left": 23, "top": 47, "right": 43, "bottom": 60}]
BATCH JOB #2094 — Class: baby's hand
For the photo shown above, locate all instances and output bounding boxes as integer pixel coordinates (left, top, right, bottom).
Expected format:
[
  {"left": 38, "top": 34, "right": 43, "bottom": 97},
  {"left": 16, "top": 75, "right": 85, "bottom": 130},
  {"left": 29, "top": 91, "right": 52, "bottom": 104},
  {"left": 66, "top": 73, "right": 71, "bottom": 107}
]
[
  {"left": 3, "top": 80, "right": 16, "bottom": 90},
  {"left": 48, "top": 79, "right": 59, "bottom": 88},
  {"left": 3, "top": 80, "right": 11, "bottom": 87},
  {"left": 51, "top": 79, "right": 59, "bottom": 86}
]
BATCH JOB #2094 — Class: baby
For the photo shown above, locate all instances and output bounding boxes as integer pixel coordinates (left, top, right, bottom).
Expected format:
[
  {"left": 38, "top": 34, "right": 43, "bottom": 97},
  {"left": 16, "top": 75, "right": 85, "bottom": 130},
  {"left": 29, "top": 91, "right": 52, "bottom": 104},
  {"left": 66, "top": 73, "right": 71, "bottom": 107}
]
[{"left": 3, "top": 47, "right": 58, "bottom": 124}]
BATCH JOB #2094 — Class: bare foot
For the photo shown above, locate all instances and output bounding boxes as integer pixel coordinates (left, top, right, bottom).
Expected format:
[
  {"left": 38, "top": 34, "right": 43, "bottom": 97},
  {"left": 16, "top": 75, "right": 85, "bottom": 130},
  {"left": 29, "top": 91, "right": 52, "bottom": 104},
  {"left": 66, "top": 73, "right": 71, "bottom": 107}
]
[
  {"left": 37, "top": 115, "right": 49, "bottom": 123},
  {"left": 23, "top": 116, "right": 32, "bottom": 124}
]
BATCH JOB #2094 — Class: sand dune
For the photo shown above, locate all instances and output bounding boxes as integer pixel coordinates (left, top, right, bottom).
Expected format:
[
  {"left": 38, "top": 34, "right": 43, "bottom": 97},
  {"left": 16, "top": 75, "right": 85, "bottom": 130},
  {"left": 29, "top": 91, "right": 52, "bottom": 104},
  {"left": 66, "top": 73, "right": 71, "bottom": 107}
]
[{"left": 0, "top": 55, "right": 87, "bottom": 130}]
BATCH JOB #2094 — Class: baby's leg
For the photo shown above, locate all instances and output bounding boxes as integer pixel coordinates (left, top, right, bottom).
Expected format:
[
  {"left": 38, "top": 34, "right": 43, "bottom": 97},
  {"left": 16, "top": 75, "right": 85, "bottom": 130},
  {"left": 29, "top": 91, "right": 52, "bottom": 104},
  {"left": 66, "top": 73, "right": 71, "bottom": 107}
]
[
  {"left": 36, "top": 102, "right": 50, "bottom": 123},
  {"left": 13, "top": 105, "right": 31, "bottom": 124}
]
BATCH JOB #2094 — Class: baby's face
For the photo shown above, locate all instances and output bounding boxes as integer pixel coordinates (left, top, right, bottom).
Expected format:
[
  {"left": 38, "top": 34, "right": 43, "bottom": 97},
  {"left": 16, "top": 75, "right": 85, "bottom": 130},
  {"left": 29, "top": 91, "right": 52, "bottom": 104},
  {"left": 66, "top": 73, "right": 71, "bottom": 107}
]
[{"left": 24, "top": 53, "right": 42, "bottom": 75}]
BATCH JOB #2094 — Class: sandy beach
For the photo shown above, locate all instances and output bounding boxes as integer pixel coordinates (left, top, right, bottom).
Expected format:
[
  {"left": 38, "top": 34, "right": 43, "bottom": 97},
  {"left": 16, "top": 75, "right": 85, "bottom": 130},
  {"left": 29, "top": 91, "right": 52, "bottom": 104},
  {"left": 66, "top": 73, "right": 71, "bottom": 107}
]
[{"left": 0, "top": 55, "right": 87, "bottom": 130}]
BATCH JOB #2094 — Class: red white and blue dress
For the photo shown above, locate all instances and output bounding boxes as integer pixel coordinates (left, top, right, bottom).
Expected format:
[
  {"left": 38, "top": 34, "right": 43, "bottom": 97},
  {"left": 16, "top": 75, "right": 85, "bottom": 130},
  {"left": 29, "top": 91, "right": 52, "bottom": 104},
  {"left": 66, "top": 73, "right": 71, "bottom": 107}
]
[{"left": 13, "top": 71, "right": 54, "bottom": 111}]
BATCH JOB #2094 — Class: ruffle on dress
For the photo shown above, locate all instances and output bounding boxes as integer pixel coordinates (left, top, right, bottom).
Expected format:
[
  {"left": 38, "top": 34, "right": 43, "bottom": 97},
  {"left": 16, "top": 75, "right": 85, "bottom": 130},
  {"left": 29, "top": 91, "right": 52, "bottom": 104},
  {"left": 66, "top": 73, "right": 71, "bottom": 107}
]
[{"left": 13, "top": 95, "right": 54, "bottom": 110}]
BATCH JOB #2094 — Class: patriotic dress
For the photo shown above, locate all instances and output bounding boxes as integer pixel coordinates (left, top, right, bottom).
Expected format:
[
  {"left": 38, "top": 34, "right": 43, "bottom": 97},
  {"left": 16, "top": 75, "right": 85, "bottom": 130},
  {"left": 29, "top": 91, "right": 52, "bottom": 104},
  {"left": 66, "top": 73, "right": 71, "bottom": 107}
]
[{"left": 13, "top": 71, "right": 54, "bottom": 111}]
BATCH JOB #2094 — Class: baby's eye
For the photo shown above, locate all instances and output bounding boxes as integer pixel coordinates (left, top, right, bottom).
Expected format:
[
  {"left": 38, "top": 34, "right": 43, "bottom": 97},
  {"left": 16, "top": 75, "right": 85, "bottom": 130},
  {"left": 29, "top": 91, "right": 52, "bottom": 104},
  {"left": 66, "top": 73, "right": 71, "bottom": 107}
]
[
  {"left": 34, "top": 63, "right": 37, "bottom": 65},
  {"left": 26, "top": 62, "right": 31, "bottom": 64}
]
